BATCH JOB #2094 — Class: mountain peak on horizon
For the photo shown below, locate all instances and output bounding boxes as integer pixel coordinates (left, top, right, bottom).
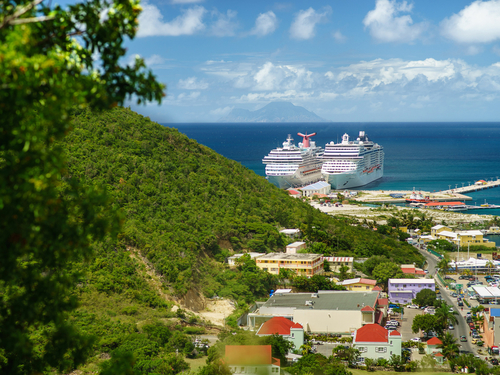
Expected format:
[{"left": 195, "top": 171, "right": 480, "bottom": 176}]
[{"left": 219, "top": 101, "right": 328, "bottom": 123}]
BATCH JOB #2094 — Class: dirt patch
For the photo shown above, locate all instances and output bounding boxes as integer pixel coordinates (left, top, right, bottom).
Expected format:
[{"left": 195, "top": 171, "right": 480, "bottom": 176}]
[{"left": 197, "top": 299, "right": 235, "bottom": 327}]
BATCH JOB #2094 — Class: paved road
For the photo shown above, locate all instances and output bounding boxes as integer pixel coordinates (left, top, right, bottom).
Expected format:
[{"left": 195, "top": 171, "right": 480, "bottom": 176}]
[{"left": 416, "top": 246, "right": 474, "bottom": 355}]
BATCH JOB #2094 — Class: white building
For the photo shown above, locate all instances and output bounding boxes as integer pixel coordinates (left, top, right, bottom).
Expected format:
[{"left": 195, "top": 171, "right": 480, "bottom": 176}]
[
  {"left": 285, "top": 241, "right": 306, "bottom": 254},
  {"left": 227, "top": 252, "right": 263, "bottom": 267},
  {"left": 300, "top": 181, "right": 331, "bottom": 197},
  {"left": 353, "top": 324, "right": 402, "bottom": 362}
]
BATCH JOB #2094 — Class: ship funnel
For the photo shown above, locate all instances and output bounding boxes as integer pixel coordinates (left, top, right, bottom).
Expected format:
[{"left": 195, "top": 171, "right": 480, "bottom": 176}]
[{"left": 297, "top": 132, "right": 316, "bottom": 148}]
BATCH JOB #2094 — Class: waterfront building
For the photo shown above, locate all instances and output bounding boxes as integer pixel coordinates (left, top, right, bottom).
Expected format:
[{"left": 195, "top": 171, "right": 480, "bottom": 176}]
[
  {"left": 353, "top": 324, "right": 401, "bottom": 363},
  {"left": 388, "top": 279, "right": 435, "bottom": 304},
  {"left": 247, "top": 290, "right": 382, "bottom": 334},
  {"left": 255, "top": 253, "right": 323, "bottom": 277},
  {"left": 300, "top": 181, "right": 331, "bottom": 197}
]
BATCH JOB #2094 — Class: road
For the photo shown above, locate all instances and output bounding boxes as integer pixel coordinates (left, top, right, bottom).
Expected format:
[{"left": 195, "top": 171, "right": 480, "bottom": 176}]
[{"left": 416, "top": 246, "right": 475, "bottom": 355}]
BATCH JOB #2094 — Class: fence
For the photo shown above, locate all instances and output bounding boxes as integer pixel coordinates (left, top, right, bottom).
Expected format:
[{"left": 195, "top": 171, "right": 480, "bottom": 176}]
[{"left": 427, "top": 248, "right": 444, "bottom": 259}]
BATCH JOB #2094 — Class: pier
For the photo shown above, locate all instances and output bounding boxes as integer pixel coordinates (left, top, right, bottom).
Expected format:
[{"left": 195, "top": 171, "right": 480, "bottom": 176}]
[{"left": 442, "top": 179, "right": 500, "bottom": 195}]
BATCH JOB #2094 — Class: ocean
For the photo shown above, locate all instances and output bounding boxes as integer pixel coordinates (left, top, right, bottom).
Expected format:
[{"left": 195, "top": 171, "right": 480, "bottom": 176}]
[{"left": 170, "top": 122, "right": 500, "bottom": 218}]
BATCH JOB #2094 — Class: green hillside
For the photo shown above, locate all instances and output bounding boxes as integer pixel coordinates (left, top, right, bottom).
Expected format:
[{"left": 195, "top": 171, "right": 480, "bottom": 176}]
[{"left": 59, "top": 107, "right": 424, "bottom": 372}]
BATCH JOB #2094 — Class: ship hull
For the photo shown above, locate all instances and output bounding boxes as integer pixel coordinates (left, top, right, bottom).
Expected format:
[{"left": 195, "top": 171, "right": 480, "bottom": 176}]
[
  {"left": 267, "top": 169, "right": 323, "bottom": 189},
  {"left": 323, "top": 167, "right": 383, "bottom": 189}
]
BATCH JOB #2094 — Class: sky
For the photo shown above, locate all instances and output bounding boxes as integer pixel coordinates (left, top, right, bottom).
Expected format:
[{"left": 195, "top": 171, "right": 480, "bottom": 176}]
[{"left": 72, "top": 0, "right": 500, "bottom": 122}]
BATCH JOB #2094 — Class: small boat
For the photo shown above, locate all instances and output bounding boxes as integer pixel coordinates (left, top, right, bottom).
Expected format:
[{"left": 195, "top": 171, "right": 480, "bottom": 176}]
[{"left": 406, "top": 191, "right": 434, "bottom": 204}]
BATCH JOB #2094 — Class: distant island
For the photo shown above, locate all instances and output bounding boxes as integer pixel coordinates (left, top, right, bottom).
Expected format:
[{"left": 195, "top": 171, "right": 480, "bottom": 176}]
[{"left": 219, "top": 102, "right": 329, "bottom": 122}]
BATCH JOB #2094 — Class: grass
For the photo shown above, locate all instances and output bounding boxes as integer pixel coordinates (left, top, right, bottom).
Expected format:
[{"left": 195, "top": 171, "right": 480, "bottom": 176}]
[{"left": 183, "top": 357, "right": 207, "bottom": 373}]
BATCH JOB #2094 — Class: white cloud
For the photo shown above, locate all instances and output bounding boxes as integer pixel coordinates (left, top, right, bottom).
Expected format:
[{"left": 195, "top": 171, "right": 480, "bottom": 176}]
[
  {"left": 210, "top": 9, "right": 238, "bottom": 37},
  {"left": 332, "top": 30, "right": 346, "bottom": 42},
  {"left": 289, "top": 7, "right": 331, "bottom": 40},
  {"left": 177, "top": 91, "right": 201, "bottom": 100},
  {"left": 237, "top": 90, "right": 313, "bottom": 102},
  {"left": 363, "top": 0, "right": 426, "bottom": 43},
  {"left": 253, "top": 62, "right": 314, "bottom": 91},
  {"left": 145, "top": 54, "right": 166, "bottom": 66},
  {"left": 137, "top": 5, "right": 206, "bottom": 37},
  {"left": 441, "top": 0, "right": 500, "bottom": 43},
  {"left": 209, "top": 106, "right": 233, "bottom": 116},
  {"left": 325, "top": 71, "right": 335, "bottom": 80},
  {"left": 250, "top": 11, "right": 278, "bottom": 37},
  {"left": 177, "top": 77, "right": 209, "bottom": 90}
]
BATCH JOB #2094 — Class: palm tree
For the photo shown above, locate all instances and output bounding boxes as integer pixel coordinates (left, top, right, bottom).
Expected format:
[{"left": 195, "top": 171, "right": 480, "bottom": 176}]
[
  {"left": 486, "top": 260, "right": 495, "bottom": 275},
  {"left": 438, "top": 332, "right": 460, "bottom": 361},
  {"left": 435, "top": 304, "right": 458, "bottom": 333},
  {"left": 437, "top": 256, "right": 451, "bottom": 275}
]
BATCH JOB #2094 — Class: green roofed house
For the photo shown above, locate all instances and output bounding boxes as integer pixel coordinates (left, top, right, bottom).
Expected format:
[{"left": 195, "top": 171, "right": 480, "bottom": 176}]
[
  {"left": 225, "top": 345, "right": 280, "bottom": 375},
  {"left": 247, "top": 290, "right": 382, "bottom": 334}
]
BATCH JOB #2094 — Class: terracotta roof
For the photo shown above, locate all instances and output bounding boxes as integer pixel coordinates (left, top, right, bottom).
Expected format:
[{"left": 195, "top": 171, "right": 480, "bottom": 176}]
[
  {"left": 257, "top": 317, "right": 302, "bottom": 335},
  {"left": 225, "top": 345, "right": 273, "bottom": 365},
  {"left": 389, "top": 330, "right": 401, "bottom": 336},
  {"left": 354, "top": 324, "right": 388, "bottom": 343},
  {"left": 288, "top": 190, "right": 301, "bottom": 195},
  {"left": 375, "top": 310, "right": 383, "bottom": 324},
  {"left": 434, "top": 352, "right": 444, "bottom": 357},
  {"left": 426, "top": 337, "right": 442, "bottom": 345},
  {"left": 402, "top": 268, "right": 415, "bottom": 274},
  {"left": 361, "top": 306, "right": 375, "bottom": 312},
  {"left": 416, "top": 270, "right": 426, "bottom": 275},
  {"left": 377, "top": 298, "right": 388, "bottom": 306},
  {"left": 373, "top": 286, "right": 382, "bottom": 291},
  {"left": 342, "top": 278, "right": 376, "bottom": 286},
  {"left": 425, "top": 201, "right": 464, "bottom": 207}
]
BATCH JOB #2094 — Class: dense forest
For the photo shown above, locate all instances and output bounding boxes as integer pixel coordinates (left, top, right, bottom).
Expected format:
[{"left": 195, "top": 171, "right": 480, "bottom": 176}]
[{"left": 57, "top": 107, "right": 424, "bottom": 372}]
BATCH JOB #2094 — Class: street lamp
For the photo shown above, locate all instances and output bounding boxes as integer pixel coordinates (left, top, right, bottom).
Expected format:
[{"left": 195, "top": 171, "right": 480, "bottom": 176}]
[{"left": 449, "top": 185, "right": 451, "bottom": 191}]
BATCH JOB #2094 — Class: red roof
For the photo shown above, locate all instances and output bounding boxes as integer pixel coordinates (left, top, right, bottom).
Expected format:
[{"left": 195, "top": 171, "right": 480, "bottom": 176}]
[
  {"left": 434, "top": 352, "right": 444, "bottom": 357},
  {"left": 425, "top": 201, "right": 464, "bottom": 207},
  {"left": 225, "top": 345, "right": 274, "bottom": 365},
  {"left": 361, "top": 306, "right": 375, "bottom": 312},
  {"left": 427, "top": 337, "right": 442, "bottom": 345},
  {"left": 375, "top": 310, "right": 384, "bottom": 324},
  {"left": 402, "top": 268, "right": 415, "bottom": 274},
  {"left": 354, "top": 324, "right": 388, "bottom": 343},
  {"left": 416, "top": 270, "right": 426, "bottom": 275},
  {"left": 288, "top": 190, "right": 301, "bottom": 195},
  {"left": 373, "top": 286, "right": 382, "bottom": 291},
  {"left": 389, "top": 330, "right": 401, "bottom": 336},
  {"left": 377, "top": 298, "right": 388, "bottom": 306},
  {"left": 257, "top": 317, "right": 302, "bottom": 335}
]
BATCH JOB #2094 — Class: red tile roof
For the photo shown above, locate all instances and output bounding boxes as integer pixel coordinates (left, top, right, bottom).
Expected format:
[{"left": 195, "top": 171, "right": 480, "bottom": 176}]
[
  {"left": 389, "top": 330, "right": 401, "bottom": 336},
  {"left": 225, "top": 345, "right": 273, "bottom": 365},
  {"left": 416, "top": 270, "right": 426, "bottom": 275},
  {"left": 434, "top": 352, "right": 444, "bottom": 357},
  {"left": 361, "top": 306, "right": 375, "bottom": 312},
  {"left": 373, "top": 286, "right": 382, "bottom": 291},
  {"left": 377, "top": 298, "right": 388, "bottom": 306},
  {"left": 426, "top": 337, "right": 442, "bottom": 345},
  {"left": 375, "top": 310, "right": 383, "bottom": 324},
  {"left": 288, "top": 190, "right": 301, "bottom": 195},
  {"left": 361, "top": 278, "right": 377, "bottom": 285},
  {"left": 354, "top": 324, "right": 388, "bottom": 343},
  {"left": 257, "top": 317, "right": 302, "bottom": 335},
  {"left": 402, "top": 268, "right": 415, "bottom": 274}
]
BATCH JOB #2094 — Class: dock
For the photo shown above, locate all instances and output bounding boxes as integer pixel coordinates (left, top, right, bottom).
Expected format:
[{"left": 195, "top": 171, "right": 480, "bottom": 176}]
[{"left": 441, "top": 179, "right": 500, "bottom": 194}]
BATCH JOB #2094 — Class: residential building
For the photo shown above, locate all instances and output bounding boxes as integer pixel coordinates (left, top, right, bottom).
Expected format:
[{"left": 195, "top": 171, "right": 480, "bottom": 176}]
[
  {"left": 431, "top": 225, "right": 451, "bottom": 237},
  {"left": 353, "top": 324, "right": 401, "bottom": 362},
  {"left": 225, "top": 345, "right": 280, "bottom": 375},
  {"left": 256, "top": 316, "right": 304, "bottom": 351},
  {"left": 247, "top": 290, "right": 382, "bottom": 334},
  {"left": 300, "top": 181, "right": 331, "bottom": 197},
  {"left": 388, "top": 279, "right": 436, "bottom": 304},
  {"left": 425, "top": 337, "right": 444, "bottom": 363},
  {"left": 255, "top": 253, "right": 323, "bottom": 277},
  {"left": 400, "top": 264, "right": 426, "bottom": 276},
  {"left": 323, "top": 257, "right": 354, "bottom": 273},
  {"left": 285, "top": 241, "right": 306, "bottom": 254},
  {"left": 340, "top": 278, "right": 377, "bottom": 291},
  {"left": 227, "top": 252, "right": 263, "bottom": 268},
  {"left": 435, "top": 230, "right": 495, "bottom": 248}
]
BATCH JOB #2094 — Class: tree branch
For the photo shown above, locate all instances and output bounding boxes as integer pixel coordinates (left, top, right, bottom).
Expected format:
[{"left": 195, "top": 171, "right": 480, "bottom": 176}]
[{"left": 0, "top": 0, "right": 45, "bottom": 29}]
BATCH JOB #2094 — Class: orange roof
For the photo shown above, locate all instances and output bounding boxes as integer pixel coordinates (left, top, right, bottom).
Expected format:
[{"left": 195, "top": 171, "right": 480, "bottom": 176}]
[
  {"left": 313, "top": 193, "right": 328, "bottom": 198},
  {"left": 361, "top": 306, "right": 375, "bottom": 312},
  {"left": 426, "top": 337, "right": 442, "bottom": 345},
  {"left": 257, "top": 317, "right": 302, "bottom": 335},
  {"left": 416, "top": 270, "right": 426, "bottom": 275},
  {"left": 377, "top": 298, "right": 388, "bottom": 306},
  {"left": 225, "top": 345, "right": 273, "bottom": 365},
  {"left": 434, "top": 352, "right": 444, "bottom": 357},
  {"left": 402, "top": 268, "right": 415, "bottom": 274},
  {"left": 288, "top": 190, "right": 301, "bottom": 195},
  {"left": 373, "top": 286, "right": 382, "bottom": 291},
  {"left": 389, "top": 330, "right": 401, "bottom": 336},
  {"left": 354, "top": 324, "right": 388, "bottom": 343},
  {"left": 424, "top": 201, "right": 464, "bottom": 207}
]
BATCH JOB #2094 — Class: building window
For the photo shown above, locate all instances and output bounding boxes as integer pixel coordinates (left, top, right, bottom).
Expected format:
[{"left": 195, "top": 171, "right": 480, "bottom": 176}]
[
  {"left": 375, "top": 347, "right": 387, "bottom": 353},
  {"left": 357, "top": 347, "right": 367, "bottom": 352}
]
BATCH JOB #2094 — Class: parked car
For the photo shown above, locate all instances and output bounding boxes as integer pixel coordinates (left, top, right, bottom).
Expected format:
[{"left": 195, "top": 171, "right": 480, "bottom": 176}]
[
  {"left": 460, "top": 336, "right": 467, "bottom": 342},
  {"left": 445, "top": 275, "right": 453, "bottom": 280},
  {"left": 448, "top": 324, "right": 454, "bottom": 330},
  {"left": 410, "top": 337, "right": 421, "bottom": 342},
  {"left": 492, "top": 358, "right": 499, "bottom": 366},
  {"left": 459, "top": 275, "right": 468, "bottom": 280},
  {"left": 407, "top": 304, "right": 419, "bottom": 309},
  {"left": 472, "top": 338, "right": 480, "bottom": 344}
]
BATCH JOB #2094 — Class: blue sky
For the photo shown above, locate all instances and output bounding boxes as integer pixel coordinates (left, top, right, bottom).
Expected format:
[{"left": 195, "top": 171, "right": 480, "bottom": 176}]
[{"left": 78, "top": 0, "right": 500, "bottom": 122}]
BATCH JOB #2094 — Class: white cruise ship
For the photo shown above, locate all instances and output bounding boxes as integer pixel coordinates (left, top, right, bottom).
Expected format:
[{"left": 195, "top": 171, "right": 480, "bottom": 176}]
[
  {"left": 321, "top": 131, "right": 384, "bottom": 189},
  {"left": 263, "top": 133, "right": 324, "bottom": 189}
]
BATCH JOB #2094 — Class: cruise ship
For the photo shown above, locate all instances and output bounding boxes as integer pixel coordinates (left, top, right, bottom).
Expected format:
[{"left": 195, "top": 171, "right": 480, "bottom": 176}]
[
  {"left": 321, "top": 131, "right": 384, "bottom": 189},
  {"left": 263, "top": 133, "right": 324, "bottom": 189}
]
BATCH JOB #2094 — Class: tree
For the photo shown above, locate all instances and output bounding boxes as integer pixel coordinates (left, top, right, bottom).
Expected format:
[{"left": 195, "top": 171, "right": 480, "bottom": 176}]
[
  {"left": 438, "top": 332, "right": 460, "bottom": 361},
  {"left": 437, "top": 255, "right": 452, "bottom": 275},
  {"left": 261, "top": 334, "right": 294, "bottom": 366},
  {"left": 278, "top": 267, "right": 296, "bottom": 288},
  {"left": 338, "top": 265, "right": 350, "bottom": 281},
  {"left": 332, "top": 346, "right": 360, "bottom": 368},
  {"left": 412, "top": 314, "right": 440, "bottom": 335},
  {"left": 434, "top": 304, "right": 458, "bottom": 332},
  {"left": 372, "top": 262, "right": 403, "bottom": 286},
  {"left": 389, "top": 354, "right": 405, "bottom": 372},
  {"left": 0, "top": 0, "right": 164, "bottom": 373},
  {"left": 413, "top": 288, "right": 437, "bottom": 307}
]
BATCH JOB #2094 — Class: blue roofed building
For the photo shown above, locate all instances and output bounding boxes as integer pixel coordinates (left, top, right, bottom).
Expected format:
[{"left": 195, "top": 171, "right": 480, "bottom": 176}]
[{"left": 300, "top": 181, "right": 331, "bottom": 197}]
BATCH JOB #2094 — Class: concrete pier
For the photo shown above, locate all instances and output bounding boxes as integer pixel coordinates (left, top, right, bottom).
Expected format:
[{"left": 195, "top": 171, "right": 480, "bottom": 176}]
[{"left": 442, "top": 179, "right": 500, "bottom": 195}]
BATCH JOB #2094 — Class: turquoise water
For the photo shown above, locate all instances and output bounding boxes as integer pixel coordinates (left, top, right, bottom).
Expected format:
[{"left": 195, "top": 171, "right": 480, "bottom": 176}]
[{"left": 171, "top": 122, "right": 500, "bottom": 216}]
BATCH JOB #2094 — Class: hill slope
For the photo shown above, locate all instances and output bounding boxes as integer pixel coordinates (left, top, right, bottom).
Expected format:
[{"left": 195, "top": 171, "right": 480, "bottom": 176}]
[{"left": 220, "top": 102, "right": 328, "bottom": 122}]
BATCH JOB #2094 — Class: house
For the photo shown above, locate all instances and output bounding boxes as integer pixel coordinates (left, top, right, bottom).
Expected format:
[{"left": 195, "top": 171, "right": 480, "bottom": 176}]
[
  {"left": 247, "top": 290, "right": 382, "bottom": 334},
  {"left": 340, "top": 278, "right": 377, "bottom": 291},
  {"left": 429, "top": 225, "right": 495, "bottom": 248},
  {"left": 431, "top": 225, "right": 451, "bottom": 237},
  {"left": 400, "top": 264, "right": 426, "bottom": 276},
  {"left": 323, "top": 257, "right": 354, "bottom": 273},
  {"left": 426, "top": 337, "right": 443, "bottom": 362},
  {"left": 388, "top": 279, "right": 435, "bottom": 304},
  {"left": 225, "top": 345, "right": 280, "bottom": 375},
  {"left": 300, "top": 181, "right": 331, "bottom": 197},
  {"left": 353, "top": 324, "right": 401, "bottom": 363},
  {"left": 285, "top": 242, "right": 306, "bottom": 254},
  {"left": 227, "top": 252, "right": 263, "bottom": 268},
  {"left": 255, "top": 253, "right": 323, "bottom": 277},
  {"left": 256, "top": 316, "right": 304, "bottom": 351}
]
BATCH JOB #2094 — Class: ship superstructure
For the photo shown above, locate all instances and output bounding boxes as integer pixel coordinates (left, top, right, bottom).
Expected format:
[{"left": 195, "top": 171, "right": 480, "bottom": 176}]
[
  {"left": 263, "top": 133, "right": 324, "bottom": 189},
  {"left": 321, "top": 131, "right": 384, "bottom": 189}
]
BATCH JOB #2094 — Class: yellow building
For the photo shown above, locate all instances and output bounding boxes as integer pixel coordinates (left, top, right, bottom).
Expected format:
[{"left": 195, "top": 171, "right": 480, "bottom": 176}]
[
  {"left": 431, "top": 225, "right": 452, "bottom": 237},
  {"left": 255, "top": 253, "right": 323, "bottom": 277},
  {"left": 435, "top": 229, "right": 496, "bottom": 248},
  {"left": 323, "top": 257, "right": 354, "bottom": 272},
  {"left": 340, "top": 278, "right": 378, "bottom": 291}
]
